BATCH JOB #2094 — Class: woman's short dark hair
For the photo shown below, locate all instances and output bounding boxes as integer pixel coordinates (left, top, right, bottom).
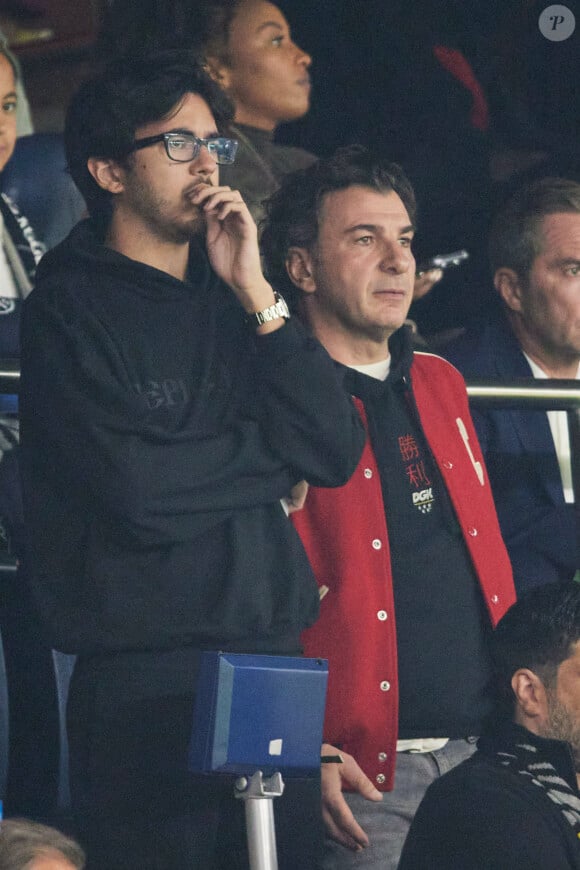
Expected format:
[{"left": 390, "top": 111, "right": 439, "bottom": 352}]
[
  {"left": 261, "top": 145, "right": 417, "bottom": 308},
  {"left": 491, "top": 582, "right": 580, "bottom": 719},
  {"left": 0, "top": 818, "right": 85, "bottom": 869},
  {"left": 65, "top": 49, "right": 233, "bottom": 227}
]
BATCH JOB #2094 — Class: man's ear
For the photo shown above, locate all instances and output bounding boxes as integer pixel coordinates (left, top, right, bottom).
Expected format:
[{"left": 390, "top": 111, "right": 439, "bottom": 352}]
[
  {"left": 494, "top": 267, "right": 523, "bottom": 313},
  {"left": 511, "top": 668, "right": 549, "bottom": 725},
  {"left": 87, "top": 157, "right": 126, "bottom": 195},
  {"left": 286, "top": 247, "right": 317, "bottom": 294},
  {"left": 205, "top": 56, "right": 231, "bottom": 91}
]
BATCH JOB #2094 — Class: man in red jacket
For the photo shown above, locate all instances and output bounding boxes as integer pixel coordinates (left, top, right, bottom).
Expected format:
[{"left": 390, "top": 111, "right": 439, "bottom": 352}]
[{"left": 262, "top": 145, "right": 516, "bottom": 870}]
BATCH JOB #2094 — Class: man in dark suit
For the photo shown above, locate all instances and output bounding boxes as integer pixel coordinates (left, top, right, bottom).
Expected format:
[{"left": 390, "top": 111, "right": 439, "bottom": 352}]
[{"left": 445, "top": 177, "right": 580, "bottom": 593}]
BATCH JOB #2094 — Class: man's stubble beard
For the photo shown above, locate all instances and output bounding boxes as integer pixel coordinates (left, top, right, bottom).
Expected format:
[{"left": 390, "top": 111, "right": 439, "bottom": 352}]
[
  {"left": 125, "top": 172, "right": 208, "bottom": 244},
  {"left": 542, "top": 691, "right": 580, "bottom": 772}
]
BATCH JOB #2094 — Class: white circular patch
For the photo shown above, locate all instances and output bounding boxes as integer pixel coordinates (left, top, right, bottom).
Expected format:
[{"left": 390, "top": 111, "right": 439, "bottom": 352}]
[{"left": 538, "top": 5, "right": 576, "bottom": 40}]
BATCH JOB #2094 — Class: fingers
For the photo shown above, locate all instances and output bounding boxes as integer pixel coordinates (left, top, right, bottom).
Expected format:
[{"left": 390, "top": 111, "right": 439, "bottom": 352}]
[
  {"left": 196, "top": 182, "right": 265, "bottom": 306},
  {"left": 320, "top": 745, "right": 383, "bottom": 852},
  {"left": 286, "top": 480, "right": 309, "bottom": 513},
  {"left": 321, "top": 763, "right": 369, "bottom": 851},
  {"left": 322, "top": 796, "right": 369, "bottom": 851},
  {"left": 322, "top": 744, "right": 383, "bottom": 801},
  {"left": 189, "top": 184, "right": 253, "bottom": 225},
  {"left": 342, "top": 755, "right": 384, "bottom": 803},
  {"left": 413, "top": 268, "right": 443, "bottom": 301}
]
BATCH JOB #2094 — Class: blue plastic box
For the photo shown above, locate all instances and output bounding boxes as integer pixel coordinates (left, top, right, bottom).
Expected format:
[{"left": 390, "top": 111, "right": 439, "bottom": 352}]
[{"left": 189, "top": 652, "right": 328, "bottom": 777}]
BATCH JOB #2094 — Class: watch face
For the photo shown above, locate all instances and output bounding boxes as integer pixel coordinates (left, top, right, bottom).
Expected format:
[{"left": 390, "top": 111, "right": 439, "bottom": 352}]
[{"left": 275, "top": 294, "right": 291, "bottom": 318}]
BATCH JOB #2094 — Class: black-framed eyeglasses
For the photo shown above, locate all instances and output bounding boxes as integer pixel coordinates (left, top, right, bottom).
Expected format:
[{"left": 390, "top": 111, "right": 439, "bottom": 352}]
[{"left": 129, "top": 132, "right": 238, "bottom": 165}]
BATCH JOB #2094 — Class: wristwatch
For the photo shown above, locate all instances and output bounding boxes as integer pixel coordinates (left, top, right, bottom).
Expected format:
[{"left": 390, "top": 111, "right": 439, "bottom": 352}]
[{"left": 251, "top": 293, "right": 291, "bottom": 327}]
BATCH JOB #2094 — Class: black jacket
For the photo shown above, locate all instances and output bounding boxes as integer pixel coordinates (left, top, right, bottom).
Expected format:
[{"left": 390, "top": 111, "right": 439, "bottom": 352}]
[
  {"left": 399, "top": 722, "right": 580, "bottom": 869},
  {"left": 20, "top": 220, "right": 364, "bottom": 654}
]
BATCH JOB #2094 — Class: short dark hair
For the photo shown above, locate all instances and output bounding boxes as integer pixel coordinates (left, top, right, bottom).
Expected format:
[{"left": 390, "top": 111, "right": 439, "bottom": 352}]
[
  {"left": 261, "top": 145, "right": 417, "bottom": 308},
  {"left": 489, "top": 176, "right": 580, "bottom": 279},
  {"left": 65, "top": 49, "right": 233, "bottom": 228},
  {"left": 0, "top": 818, "right": 85, "bottom": 869},
  {"left": 99, "top": 0, "right": 244, "bottom": 64},
  {"left": 491, "top": 582, "right": 580, "bottom": 718}
]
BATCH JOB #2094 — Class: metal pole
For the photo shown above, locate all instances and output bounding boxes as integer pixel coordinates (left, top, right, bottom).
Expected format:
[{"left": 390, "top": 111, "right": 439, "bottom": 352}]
[
  {"left": 235, "top": 771, "right": 284, "bottom": 870},
  {"left": 244, "top": 793, "right": 278, "bottom": 870}
]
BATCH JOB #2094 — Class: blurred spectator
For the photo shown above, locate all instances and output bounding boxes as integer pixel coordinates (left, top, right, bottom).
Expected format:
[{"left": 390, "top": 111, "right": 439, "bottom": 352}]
[
  {"left": 0, "top": 45, "right": 43, "bottom": 302},
  {"left": 0, "top": 42, "right": 43, "bottom": 429},
  {"left": 0, "top": 43, "right": 83, "bottom": 830},
  {"left": 0, "top": 32, "right": 33, "bottom": 136},
  {"left": 444, "top": 177, "right": 580, "bottom": 593},
  {"left": 0, "top": 817, "right": 85, "bottom": 869}
]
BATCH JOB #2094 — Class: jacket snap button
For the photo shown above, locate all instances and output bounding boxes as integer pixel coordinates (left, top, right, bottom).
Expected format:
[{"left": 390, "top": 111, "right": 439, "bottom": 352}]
[
  {"left": 372, "top": 539, "right": 382, "bottom": 550},
  {"left": 376, "top": 774, "right": 386, "bottom": 784},
  {"left": 468, "top": 527, "right": 478, "bottom": 537},
  {"left": 380, "top": 681, "right": 391, "bottom": 692},
  {"left": 364, "top": 468, "right": 373, "bottom": 479},
  {"left": 377, "top": 610, "right": 388, "bottom": 621},
  {"left": 378, "top": 752, "right": 388, "bottom": 762}
]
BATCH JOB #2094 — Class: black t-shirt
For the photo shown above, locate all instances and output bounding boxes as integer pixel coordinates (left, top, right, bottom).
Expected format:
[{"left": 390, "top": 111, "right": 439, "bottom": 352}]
[{"left": 343, "top": 337, "right": 493, "bottom": 737}]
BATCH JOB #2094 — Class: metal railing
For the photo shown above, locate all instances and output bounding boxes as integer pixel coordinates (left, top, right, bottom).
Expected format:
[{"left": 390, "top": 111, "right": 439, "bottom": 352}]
[
  {"left": 466, "top": 378, "right": 580, "bottom": 411},
  {"left": 465, "top": 378, "right": 580, "bottom": 504},
  {"left": 0, "top": 360, "right": 19, "bottom": 392},
  {"left": 0, "top": 361, "right": 577, "bottom": 500}
]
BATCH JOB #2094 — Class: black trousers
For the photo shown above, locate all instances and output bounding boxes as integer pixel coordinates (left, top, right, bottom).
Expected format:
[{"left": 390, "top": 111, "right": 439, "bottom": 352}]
[{"left": 67, "top": 648, "right": 323, "bottom": 870}]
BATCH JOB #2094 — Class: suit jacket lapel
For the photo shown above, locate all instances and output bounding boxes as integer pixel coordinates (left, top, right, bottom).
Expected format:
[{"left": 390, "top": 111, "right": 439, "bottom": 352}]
[{"left": 488, "top": 321, "right": 565, "bottom": 507}]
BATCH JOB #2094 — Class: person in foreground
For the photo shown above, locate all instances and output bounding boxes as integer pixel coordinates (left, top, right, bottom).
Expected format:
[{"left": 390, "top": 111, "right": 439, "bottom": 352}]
[
  {"left": 19, "top": 52, "right": 364, "bottom": 869},
  {"left": 444, "top": 177, "right": 580, "bottom": 592},
  {"left": 0, "top": 818, "right": 85, "bottom": 870},
  {"left": 399, "top": 581, "right": 580, "bottom": 870},
  {"left": 261, "top": 145, "right": 515, "bottom": 870}
]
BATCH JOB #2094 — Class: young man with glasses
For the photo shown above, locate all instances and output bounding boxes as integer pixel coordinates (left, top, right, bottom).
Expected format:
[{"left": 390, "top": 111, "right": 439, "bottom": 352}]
[{"left": 19, "top": 52, "right": 364, "bottom": 870}]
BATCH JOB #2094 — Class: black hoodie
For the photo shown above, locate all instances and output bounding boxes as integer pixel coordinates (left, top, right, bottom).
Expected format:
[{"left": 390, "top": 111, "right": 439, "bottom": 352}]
[{"left": 19, "top": 220, "right": 364, "bottom": 655}]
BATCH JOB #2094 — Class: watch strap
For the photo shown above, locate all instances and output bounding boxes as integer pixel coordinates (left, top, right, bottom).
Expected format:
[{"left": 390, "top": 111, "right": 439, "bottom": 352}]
[{"left": 251, "top": 292, "right": 290, "bottom": 327}]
